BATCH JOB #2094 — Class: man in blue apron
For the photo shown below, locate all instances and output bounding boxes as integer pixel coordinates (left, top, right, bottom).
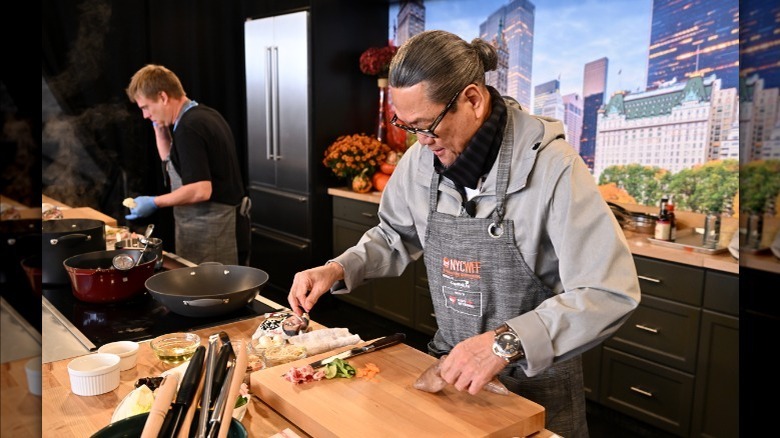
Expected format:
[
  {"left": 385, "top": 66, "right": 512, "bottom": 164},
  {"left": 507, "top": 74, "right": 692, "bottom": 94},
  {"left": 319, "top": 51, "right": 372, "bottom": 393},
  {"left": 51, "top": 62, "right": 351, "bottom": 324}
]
[
  {"left": 287, "top": 31, "right": 640, "bottom": 437},
  {"left": 124, "top": 65, "right": 250, "bottom": 266}
]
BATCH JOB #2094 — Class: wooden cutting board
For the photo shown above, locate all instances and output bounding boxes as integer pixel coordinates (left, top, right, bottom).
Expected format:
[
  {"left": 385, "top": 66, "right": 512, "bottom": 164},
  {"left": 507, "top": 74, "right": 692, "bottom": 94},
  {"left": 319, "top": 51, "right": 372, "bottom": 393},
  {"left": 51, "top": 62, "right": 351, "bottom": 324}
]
[{"left": 251, "top": 343, "right": 545, "bottom": 438}]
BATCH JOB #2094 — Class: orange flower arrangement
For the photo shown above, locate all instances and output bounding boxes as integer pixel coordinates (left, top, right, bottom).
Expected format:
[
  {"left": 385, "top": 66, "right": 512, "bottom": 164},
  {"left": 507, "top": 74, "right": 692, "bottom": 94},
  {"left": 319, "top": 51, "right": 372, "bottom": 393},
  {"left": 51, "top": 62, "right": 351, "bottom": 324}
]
[{"left": 322, "top": 133, "right": 391, "bottom": 180}]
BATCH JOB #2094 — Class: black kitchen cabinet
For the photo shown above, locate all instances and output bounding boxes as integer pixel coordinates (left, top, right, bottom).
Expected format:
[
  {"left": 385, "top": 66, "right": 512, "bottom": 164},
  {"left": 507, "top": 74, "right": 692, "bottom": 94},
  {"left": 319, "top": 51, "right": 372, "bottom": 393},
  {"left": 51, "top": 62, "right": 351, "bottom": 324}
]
[
  {"left": 583, "top": 256, "right": 739, "bottom": 437},
  {"left": 331, "top": 195, "right": 430, "bottom": 333},
  {"left": 690, "top": 271, "right": 739, "bottom": 438}
]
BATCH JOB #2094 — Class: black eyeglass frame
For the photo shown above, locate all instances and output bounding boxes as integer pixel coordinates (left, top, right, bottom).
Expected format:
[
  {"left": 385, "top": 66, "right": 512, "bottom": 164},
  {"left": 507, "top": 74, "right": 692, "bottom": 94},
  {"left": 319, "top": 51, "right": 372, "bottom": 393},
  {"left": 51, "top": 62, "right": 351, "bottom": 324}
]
[{"left": 390, "top": 89, "right": 461, "bottom": 138}]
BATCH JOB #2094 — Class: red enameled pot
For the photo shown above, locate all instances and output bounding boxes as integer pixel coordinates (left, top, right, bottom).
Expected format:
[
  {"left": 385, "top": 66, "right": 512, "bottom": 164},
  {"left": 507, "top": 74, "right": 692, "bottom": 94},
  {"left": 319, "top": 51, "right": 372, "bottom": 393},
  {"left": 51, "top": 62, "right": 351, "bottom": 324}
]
[{"left": 63, "top": 249, "right": 157, "bottom": 303}]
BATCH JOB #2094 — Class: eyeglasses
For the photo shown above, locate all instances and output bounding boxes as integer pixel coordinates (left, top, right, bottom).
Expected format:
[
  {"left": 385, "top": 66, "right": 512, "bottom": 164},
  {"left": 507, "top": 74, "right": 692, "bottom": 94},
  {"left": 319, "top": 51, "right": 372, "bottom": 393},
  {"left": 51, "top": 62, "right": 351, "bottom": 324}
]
[{"left": 390, "top": 90, "right": 461, "bottom": 138}]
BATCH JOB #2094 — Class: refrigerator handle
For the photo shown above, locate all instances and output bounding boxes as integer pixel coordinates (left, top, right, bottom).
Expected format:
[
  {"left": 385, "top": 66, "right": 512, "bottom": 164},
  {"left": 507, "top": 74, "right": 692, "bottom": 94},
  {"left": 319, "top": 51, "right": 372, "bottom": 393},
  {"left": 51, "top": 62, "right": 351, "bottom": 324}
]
[
  {"left": 265, "top": 46, "right": 275, "bottom": 160},
  {"left": 272, "top": 46, "right": 282, "bottom": 160}
]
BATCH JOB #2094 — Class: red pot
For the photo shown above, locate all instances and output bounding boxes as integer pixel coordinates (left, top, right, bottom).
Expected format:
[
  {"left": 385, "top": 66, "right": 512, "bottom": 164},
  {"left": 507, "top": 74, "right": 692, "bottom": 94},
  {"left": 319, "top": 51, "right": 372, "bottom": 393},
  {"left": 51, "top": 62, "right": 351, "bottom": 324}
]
[{"left": 63, "top": 249, "right": 157, "bottom": 303}]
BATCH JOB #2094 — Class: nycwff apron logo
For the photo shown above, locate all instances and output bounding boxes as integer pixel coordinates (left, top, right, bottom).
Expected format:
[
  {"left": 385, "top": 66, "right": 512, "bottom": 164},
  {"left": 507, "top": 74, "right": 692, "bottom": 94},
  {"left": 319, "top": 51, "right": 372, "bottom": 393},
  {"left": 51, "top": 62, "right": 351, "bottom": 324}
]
[{"left": 442, "top": 257, "right": 481, "bottom": 279}]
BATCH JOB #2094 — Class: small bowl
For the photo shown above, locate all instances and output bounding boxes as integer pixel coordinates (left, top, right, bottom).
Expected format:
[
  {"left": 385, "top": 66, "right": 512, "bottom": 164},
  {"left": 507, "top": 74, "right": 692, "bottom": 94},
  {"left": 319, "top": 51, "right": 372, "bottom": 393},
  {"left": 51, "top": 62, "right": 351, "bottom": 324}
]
[
  {"left": 98, "top": 341, "right": 140, "bottom": 371},
  {"left": 68, "top": 353, "right": 121, "bottom": 396},
  {"left": 150, "top": 332, "right": 201, "bottom": 366}
]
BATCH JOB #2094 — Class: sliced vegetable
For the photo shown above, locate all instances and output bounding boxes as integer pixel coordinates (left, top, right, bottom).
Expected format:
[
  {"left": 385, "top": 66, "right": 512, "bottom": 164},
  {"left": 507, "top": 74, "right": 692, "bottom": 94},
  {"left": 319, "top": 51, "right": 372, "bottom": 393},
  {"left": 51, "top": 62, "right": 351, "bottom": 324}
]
[
  {"left": 324, "top": 358, "right": 356, "bottom": 379},
  {"left": 356, "top": 362, "right": 380, "bottom": 380}
]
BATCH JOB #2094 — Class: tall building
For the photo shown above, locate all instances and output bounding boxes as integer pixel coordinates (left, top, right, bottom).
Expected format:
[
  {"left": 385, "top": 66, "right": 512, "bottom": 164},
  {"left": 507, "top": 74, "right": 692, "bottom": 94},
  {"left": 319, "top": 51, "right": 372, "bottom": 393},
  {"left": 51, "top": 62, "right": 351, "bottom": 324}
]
[
  {"left": 740, "top": 74, "right": 780, "bottom": 162},
  {"left": 646, "top": 0, "right": 739, "bottom": 89},
  {"left": 740, "top": 0, "right": 780, "bottom": 88},
  {"left": 580, "top": 57, "right": 608, "bottom": 171},
  {"left": 594, "top": 75, "right": 738, "bottom": 179},
  {"left": 395, "top": 1, "right": 425, "bottom": 46},
  {"left": 479, "top": 0, "right": 535, "bottom": 108},
  {"left": 562, "top": 93, "right": 583, "bottom": 151},
  {"left": 485, "top": 18, "right": 510, "bottom": 96},
  {"left": 533, "top": 79, "right": 564, "bottom": 121}
]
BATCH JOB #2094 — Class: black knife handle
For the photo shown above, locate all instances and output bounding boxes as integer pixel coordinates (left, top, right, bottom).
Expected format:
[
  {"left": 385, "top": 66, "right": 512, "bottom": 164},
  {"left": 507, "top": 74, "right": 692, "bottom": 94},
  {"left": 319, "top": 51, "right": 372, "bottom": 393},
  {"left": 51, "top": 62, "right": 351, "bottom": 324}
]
[{"left": 160, "top": 345, "right": 206, "bottom": 438}]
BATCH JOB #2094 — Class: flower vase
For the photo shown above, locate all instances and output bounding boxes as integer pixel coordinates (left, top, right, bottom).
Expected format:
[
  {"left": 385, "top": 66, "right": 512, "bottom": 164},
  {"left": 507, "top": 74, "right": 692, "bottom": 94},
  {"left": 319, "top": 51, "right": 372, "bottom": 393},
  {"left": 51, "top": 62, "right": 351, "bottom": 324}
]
[{"left": 376, "top": 78, "right": 388, "bottom": 144}]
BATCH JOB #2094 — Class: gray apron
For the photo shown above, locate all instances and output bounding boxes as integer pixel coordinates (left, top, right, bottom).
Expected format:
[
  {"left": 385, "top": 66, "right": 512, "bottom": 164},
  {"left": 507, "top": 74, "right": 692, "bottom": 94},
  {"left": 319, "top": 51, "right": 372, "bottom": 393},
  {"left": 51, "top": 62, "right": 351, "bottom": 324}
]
[
  {"left": 423, "top": 135, "right": 588, "bottom": 437},
  {"left": 166, "top": 160, "right": 238, "bottom": 265}
]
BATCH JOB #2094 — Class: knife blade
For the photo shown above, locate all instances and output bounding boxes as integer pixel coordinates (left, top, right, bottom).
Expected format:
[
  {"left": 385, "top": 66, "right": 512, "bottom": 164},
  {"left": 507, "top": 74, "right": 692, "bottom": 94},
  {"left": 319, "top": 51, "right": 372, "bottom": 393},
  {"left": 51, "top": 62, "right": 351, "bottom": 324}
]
[
  {"left": 306, "top": 333, "right": 406, "bottom": 369},
  {"left": 158, "top": 345, "right": 206, "bottom": 438}
]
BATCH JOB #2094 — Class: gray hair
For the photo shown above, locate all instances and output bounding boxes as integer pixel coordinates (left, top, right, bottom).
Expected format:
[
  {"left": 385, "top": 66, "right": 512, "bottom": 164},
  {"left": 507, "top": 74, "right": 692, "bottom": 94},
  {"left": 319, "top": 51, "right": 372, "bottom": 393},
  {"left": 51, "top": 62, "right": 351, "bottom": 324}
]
[{"left": 388, "top": 30, "right": 497, "bottom": 105}]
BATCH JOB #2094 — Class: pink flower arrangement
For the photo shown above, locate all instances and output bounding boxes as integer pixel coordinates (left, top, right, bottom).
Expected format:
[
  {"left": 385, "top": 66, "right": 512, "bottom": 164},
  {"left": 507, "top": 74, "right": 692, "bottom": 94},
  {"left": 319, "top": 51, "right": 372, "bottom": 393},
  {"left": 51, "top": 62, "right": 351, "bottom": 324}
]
[{"left": 359, "top": 45, "right": 398, "bottom": 77}]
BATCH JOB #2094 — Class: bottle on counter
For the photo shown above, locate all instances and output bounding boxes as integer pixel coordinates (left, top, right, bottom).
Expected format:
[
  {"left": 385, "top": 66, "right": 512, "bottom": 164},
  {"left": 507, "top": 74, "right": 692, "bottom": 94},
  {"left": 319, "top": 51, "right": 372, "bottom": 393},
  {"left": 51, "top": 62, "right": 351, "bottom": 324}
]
[
  {"left": 666, "top": 197, "right": 677, "bottom": 241},
  {"left": 654, "top": 196, "right": 671, "bottom": 241}
]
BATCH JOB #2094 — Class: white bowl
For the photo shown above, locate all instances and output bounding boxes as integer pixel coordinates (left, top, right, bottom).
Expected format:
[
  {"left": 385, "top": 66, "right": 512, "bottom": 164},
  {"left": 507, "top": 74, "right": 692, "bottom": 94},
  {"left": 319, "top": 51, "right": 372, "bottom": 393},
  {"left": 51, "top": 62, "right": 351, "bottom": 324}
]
[
  {"left": 98, "top": 341, "right": 139, "bottom": 371},
  {"left": 25, "top": 356, "right": 42, "bottom": 396},
  {"left": 68, "top": 353, "right": 121, "bottom": 396}
]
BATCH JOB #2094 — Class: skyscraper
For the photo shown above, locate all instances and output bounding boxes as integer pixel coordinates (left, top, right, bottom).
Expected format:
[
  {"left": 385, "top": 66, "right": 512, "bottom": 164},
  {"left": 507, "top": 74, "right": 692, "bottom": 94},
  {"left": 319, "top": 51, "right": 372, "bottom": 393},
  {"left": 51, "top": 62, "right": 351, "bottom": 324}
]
[
  {"left": 562, "top": 93, "right": 583, "bottom": 151},
  {"left": 485, "top": 18, "right": 510, "bottom": 96},
  {"left": 740, "top": 0, "right": 780, "bottom": 88},
  {"left": 646, "top": 0, "right": 739, "bottom": 89},
  {"left": 479, "top": 0, "right": 535, "bottom": 108},
  {"left": 396, "top": 1, "right": 425, "bottom": 46},
  {"left": 580, "top": 57, "right": 608, "bottom": 171},
  {"left": 533, "top": 79, "right": 564, "bottom": 121}
]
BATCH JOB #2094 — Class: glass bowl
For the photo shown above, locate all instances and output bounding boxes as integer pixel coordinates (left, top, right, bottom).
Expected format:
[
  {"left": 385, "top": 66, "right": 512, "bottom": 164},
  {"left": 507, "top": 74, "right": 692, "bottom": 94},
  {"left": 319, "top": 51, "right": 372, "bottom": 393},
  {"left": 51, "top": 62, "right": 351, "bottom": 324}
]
[{"left": 149, "top": 332, "right": 201, "bottom": 366}]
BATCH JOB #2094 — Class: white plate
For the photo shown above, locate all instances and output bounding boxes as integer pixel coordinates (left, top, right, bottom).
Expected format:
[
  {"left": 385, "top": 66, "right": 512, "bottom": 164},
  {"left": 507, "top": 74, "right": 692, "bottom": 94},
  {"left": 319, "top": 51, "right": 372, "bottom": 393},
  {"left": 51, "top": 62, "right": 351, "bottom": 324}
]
[{"left": 110, "top": 385, "right": 153, "bottom": 424}]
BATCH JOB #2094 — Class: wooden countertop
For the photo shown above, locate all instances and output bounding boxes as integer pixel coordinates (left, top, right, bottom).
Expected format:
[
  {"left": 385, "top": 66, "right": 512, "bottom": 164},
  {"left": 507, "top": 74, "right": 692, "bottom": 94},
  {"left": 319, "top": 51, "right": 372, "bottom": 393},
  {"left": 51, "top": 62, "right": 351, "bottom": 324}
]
[
  {"left": 37, "top": 314, "right": 557, "bottom": 437},
  {"left": 41, "top": 317, "right": 308, "bottom": 437},
  {"left": 327, "top": 187, "right": 752, "bottom": 275},
  {"left": 0, "top": 356, "right": 42, "bottom": 437}
]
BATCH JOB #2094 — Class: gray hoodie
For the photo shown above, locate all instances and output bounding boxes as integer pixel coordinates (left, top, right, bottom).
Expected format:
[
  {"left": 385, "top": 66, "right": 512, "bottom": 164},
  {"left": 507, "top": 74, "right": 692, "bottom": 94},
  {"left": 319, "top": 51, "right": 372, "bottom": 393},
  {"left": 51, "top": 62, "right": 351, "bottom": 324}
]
[{"left": 332, "top": 99, "right": 640, "bottom": 377}]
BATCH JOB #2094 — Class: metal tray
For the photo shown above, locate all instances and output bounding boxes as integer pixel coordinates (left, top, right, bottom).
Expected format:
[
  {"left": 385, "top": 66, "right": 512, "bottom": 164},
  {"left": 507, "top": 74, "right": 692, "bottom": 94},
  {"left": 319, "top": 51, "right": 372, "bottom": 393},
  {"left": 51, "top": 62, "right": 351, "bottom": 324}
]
[{"left": 647, "top": 228, "right": 728, "bottom": 255}]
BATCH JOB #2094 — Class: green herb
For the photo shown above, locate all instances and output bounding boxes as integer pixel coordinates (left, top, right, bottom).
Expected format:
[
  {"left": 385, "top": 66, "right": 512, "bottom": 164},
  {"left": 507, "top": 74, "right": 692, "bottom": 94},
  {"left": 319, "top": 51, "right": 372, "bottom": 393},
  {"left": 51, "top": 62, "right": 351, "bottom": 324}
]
[{"left": 324, "top": 358, "right": 356, "bottom": 379}]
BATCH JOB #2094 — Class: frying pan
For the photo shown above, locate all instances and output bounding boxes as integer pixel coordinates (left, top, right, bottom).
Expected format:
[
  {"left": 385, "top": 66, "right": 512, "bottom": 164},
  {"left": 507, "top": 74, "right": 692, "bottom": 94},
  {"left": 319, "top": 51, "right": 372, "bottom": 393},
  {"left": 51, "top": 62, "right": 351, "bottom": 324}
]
[{"left": 145, "top": 264, "right": 269, "bottom": 318}]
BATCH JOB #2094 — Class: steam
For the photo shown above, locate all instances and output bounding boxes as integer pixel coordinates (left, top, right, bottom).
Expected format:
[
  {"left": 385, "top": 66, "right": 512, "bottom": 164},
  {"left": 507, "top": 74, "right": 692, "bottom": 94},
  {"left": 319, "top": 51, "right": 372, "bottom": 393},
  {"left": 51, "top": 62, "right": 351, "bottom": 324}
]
[{"left": 41, "top": 0, "right": 131, "bottom": 208}]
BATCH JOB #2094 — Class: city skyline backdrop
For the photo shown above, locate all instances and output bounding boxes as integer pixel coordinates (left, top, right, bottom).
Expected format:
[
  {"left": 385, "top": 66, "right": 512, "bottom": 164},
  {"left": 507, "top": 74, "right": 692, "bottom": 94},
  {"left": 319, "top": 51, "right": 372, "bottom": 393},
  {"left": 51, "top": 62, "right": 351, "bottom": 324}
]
[{"left": 389, "top": 0, "right": 653, "bottom": 102}]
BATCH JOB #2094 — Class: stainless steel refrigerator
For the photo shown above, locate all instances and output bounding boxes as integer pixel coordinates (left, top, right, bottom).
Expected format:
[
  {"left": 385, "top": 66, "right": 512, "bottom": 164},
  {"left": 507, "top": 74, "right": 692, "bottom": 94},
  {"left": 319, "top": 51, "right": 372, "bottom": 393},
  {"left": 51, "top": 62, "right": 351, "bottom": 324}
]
[
  {"left": 244, "top": 6, "right": 387, "bottom": 293},
  {"left": 245, "top": 11, "right": 312, "bottom": 293}
]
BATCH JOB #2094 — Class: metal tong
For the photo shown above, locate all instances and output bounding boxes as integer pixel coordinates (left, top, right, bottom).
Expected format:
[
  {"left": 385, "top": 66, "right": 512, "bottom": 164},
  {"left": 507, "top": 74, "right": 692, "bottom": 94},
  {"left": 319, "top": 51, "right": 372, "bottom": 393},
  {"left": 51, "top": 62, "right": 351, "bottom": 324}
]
[{"left": 195, "top": 333, "right": 220, "bottom": 438}]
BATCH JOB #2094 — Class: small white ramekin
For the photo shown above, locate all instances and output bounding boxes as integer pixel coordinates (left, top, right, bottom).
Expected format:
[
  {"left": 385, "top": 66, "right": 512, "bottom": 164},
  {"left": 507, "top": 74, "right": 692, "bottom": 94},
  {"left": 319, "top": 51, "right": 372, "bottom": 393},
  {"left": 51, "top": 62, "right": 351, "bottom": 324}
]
[
  {"left": 97, "top": 341, "right": 139, "bottom": 371},
  {"left": 67, "top": 353, "right": 121, "bottom": 396}
]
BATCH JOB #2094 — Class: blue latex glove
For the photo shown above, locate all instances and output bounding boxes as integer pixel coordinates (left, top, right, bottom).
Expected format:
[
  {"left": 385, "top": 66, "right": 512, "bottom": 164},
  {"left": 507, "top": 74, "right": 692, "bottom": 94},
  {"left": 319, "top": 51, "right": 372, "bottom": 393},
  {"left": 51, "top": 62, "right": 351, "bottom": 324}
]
[{"left": 125, "top": 196, "right": 158, "bottom": 220}]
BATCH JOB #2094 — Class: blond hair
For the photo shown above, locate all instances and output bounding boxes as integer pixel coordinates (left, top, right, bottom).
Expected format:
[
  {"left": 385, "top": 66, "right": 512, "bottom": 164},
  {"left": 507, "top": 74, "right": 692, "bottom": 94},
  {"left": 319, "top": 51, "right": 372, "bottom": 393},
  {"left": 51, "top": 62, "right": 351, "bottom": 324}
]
[{"left": 125, "top": 64, "right": 186, "bottom": 102}]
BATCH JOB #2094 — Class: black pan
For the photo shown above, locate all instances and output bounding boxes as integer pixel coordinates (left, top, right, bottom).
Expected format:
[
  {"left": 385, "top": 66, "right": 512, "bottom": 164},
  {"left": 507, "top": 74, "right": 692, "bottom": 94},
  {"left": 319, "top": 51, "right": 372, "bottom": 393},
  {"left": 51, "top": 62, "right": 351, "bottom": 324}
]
[{"left": 145, "top": 264, "right": 269, "bottom": 317}]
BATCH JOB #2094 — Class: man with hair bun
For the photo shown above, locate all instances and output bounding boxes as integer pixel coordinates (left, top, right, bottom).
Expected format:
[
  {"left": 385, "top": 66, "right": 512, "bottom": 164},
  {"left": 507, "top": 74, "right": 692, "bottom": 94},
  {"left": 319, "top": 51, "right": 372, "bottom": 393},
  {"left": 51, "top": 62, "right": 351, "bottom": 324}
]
[{"left": 288, "top": 30, "right": 640, "bottom": 437}]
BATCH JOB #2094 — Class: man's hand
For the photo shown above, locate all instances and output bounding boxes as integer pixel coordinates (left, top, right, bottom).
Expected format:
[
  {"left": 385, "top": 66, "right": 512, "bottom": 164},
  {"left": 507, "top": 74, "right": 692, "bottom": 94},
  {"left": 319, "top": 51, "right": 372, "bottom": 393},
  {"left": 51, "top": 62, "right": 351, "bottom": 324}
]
[
  {"left": 125, "top": 196, "right": 158, "bottom": 220},
  {"left": 288, "top": 262, "right": 344, "bottom": 316},
  {"left": 439, "top": 331, "right": 507, "bottom": 395}
]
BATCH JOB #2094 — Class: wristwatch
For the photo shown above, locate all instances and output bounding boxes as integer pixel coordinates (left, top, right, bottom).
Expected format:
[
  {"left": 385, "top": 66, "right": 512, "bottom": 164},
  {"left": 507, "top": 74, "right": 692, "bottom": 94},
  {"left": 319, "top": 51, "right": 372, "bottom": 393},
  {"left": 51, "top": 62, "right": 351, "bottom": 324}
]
[{"left": 492, "top": 324, "right": 525, "bottom": 362}]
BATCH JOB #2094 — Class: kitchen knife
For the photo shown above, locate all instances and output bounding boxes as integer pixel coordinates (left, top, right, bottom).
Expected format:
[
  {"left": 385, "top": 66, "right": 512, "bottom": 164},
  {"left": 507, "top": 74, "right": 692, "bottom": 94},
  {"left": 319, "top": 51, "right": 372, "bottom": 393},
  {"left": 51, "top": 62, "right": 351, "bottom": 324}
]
[
  {"left": 306, "top": 333, "right": 406, "bottom": 369},
  {"left": 158, "top": 345, "right": 206, "bottom": 438}
]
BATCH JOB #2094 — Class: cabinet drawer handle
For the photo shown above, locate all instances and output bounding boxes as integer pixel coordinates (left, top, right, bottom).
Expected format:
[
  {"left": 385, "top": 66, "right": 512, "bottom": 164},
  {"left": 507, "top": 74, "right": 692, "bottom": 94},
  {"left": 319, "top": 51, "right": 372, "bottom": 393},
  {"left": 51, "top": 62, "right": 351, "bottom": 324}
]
[
  {"left": 361, "top": 212, "right": 376, "bottom": 218},
  {"left": 634, "top": 324, "right": 659, "bottom": 334},
  {"left": 429, "top": 313, "right": 436, "bottom": 318},
  {"left": 630, "top": 386, "right": 654, "bottom": 398},
  {"left": 637, "top": 275, "right": 661, "bottom": 284}
]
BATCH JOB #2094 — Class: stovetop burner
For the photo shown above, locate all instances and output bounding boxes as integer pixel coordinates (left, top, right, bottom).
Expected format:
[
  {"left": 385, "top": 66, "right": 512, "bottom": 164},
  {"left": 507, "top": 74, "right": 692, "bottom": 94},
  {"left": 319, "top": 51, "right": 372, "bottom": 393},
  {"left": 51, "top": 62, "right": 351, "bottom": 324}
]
[{"left": 42, "top": 284, "right": 278, "bottom": 350}]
